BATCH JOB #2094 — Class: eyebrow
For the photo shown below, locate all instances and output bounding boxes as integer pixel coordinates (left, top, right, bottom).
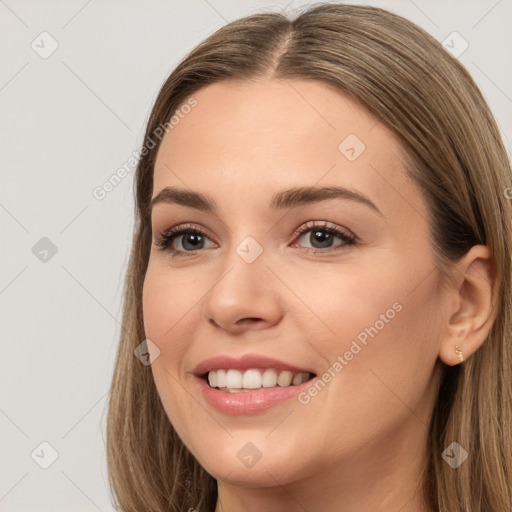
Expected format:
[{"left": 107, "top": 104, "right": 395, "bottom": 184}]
[{"left": 150, "top": 185, "right": 383, "bottom": 216}]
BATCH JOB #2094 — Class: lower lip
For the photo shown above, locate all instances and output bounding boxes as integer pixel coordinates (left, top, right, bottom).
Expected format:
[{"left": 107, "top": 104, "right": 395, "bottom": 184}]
[{"left": 194, "top": 375, "right": 315, "bottom": 415}]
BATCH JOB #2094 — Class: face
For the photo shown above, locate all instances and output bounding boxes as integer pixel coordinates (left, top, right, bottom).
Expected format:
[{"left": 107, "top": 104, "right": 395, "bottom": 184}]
[{"left": 142, "top": 78, "right": 447, "bottom": 489}]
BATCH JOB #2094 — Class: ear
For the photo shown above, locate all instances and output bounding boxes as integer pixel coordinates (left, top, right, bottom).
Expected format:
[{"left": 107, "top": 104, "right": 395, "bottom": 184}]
[{"left": 438, "top": 245, "right": 495, "bottom": 366}]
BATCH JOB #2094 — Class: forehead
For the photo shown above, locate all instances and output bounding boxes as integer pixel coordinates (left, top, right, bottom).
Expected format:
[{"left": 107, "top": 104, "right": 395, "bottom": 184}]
[{"left": 152, "top": 78, "right": 426, "bottom": 221}]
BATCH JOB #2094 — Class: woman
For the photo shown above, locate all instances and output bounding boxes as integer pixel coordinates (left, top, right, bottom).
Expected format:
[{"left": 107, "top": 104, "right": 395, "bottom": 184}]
[{"left": 106, "top": 3, "right": 512, "bottom": 511}]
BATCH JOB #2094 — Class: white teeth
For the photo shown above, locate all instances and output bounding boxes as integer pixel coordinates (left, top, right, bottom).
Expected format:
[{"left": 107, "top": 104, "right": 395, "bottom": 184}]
[
  {"left": 225, "top": 369, "right": 243, "bottom": 388},
  {"left": 206, "top": 368, "right": 312, "bottom": 391},
  {"left": 277, "top": 370, "right": 293, "bottom": 387},
  {"left": 242, "top": 369, "right": 262, "bottom": 389},
  {"left": 292, "top": 372, "right": 303, "bottom": 385},
  {"left": 262, "top": 368, "right": 277, "bottom": 387},
  {"left": 216, "top": 369, "right": 226, "bottom": 388}
]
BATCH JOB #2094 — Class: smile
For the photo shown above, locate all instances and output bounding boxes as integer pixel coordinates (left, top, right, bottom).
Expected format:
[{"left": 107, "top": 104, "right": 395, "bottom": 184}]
[{"left": 206, "top": 368, "right": 314, "bottom": 392}]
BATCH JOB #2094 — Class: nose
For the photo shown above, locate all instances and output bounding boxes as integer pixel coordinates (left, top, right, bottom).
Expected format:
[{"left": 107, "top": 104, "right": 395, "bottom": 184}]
[{"left": 202, "top": 243, "right": 284, "bottom": 334}]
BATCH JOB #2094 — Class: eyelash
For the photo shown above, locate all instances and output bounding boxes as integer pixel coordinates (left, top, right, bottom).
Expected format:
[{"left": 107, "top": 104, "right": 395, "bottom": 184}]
[{"left": 154, "top": 221, "right": 357, "bottom": 257}]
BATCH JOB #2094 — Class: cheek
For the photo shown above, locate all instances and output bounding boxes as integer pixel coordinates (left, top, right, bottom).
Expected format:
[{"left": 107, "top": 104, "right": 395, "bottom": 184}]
[
  {"left": 142, "top": 263, "right": 204, "bottom": 350},
  {"left": 283, "top": 256, "right": 440, "bottom": 420},
  {"left": 276, "top": 257, "right": 407, "bottom": 349},
  {"left": 142, "top": 269, "right": 174, "bottom": 342},
  {"left": 142, "top": 266, "right": 196, "bottom": 411}
]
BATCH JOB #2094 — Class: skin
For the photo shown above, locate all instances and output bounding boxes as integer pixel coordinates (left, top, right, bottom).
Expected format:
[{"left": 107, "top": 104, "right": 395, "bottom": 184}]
[{"left": 142, "top": 78, "right": 494, "bottom": 512}]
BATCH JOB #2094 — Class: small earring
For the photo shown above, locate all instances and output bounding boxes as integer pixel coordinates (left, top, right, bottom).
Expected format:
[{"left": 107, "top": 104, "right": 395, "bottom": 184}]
[{"left": 455, "top": 345, "right": 464, "bottom": 363}]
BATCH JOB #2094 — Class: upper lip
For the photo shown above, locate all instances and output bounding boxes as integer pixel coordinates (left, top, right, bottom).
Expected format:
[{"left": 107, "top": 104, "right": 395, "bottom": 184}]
[{"left": 193, "top": 354, "right": 316, "bottom": 377}]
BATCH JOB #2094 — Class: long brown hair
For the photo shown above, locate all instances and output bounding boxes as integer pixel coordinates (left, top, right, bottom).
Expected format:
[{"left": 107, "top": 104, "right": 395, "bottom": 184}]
[{"left": 105, "top": 4, "right": 512, "bottom": 511}]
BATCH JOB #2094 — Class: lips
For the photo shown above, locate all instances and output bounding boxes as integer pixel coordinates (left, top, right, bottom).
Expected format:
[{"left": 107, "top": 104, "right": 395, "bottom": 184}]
[
  {"left": 191, "top": 353, "right": 318, "bottom": 414},
  {"left": 193, "top": 353, "right": 316, "bottom": 377}
]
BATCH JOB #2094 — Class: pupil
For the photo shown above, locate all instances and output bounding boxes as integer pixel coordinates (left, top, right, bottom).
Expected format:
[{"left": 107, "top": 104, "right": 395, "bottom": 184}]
[
  {"left": 183, "top": 233, "right": 203, "bottom": 250},
  {"left": 312, "top": 230, "right": 332, "bottom": 248}
]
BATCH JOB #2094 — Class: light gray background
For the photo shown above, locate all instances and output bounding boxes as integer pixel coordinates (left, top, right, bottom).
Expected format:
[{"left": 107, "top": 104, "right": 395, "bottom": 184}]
[{"left": 1, "top": 1, "right": 511, "bottom": 511}]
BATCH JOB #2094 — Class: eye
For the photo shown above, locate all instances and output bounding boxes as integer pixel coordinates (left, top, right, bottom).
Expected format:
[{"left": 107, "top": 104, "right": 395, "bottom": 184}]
[
  {"left": 154, "top": 223, "right": 216, "bottom": 256},
  {"left": 290, "top": 221, "right": 356, "bottom": 252}
]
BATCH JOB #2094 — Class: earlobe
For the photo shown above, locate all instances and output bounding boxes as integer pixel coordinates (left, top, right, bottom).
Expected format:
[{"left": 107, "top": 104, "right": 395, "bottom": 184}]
[
  {"left": 438, "top": 245, "right": 495, "bottom": 366},
  {"left": 454, "top": 345, "right": 464, "bottom": 363},
  {"left": 439, "top": 333, "right": 467, "bottom": 367}
]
